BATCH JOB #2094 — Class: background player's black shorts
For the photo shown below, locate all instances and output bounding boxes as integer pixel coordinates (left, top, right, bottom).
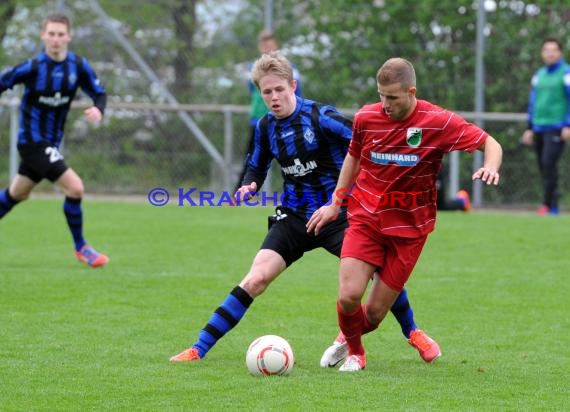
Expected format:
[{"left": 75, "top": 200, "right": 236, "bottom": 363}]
[
  {"left": 260, "top": 206, "right": 347, "bottom": 267},
  {"left": 17, "top": 143, "right": 69, "bottom": 183}
]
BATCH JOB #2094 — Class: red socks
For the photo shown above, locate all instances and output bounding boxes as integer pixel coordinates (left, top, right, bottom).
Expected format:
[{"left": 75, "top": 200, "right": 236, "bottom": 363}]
[
  {"left": 337, "top": 301, "right": 365, "bottom": 355},
  {"left": 337, "top": 302, "right": 380, "bottom": 356},
  {"left": 361, "top": 304, "right": 380, "bottom": 334}
]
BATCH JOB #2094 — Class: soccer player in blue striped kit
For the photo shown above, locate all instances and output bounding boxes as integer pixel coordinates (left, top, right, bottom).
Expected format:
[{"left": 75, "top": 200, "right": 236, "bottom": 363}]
[
  {"left": 170, "top": 51, "right": 440, "bottom": 365},
  {"left": 0, "top": 14, "right": 109, "bottom": 267}
]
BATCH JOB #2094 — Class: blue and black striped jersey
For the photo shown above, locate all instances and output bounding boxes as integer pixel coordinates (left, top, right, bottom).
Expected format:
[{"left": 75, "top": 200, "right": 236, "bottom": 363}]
[
  {"left": 244, "top": 97, "right": 353, "bottom": 221},
  {"left": 0, "top": 51, "right": 106, "bottom": 147}
]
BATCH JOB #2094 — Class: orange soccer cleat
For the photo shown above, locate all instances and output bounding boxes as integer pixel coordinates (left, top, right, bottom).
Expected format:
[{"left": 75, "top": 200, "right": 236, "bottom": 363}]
[
  {"left": 456, "top": 190, "right": 472, "bottom": 212},
  {"left": 75, "top": 244, "right": 109, "bottom": 267},
  {"left": 536, "top": 205, "right": 549, "bottom": 216},
  {"left": 408, "top": 329, "right": 441, "bottom": 363},
  {"left": 169, "top": 347, "right": 201, "bottom": 362}
]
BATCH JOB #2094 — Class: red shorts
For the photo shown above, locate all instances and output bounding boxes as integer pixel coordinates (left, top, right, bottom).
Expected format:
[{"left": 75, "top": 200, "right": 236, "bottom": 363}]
[{"left": 341, "top": 215, "right": 427, "bottom": 291}]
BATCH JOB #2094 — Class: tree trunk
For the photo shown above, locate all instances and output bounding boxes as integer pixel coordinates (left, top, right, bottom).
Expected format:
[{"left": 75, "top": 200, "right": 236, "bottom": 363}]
[{"left": 171, "top": 0, "right": 196, "bottom": 101}]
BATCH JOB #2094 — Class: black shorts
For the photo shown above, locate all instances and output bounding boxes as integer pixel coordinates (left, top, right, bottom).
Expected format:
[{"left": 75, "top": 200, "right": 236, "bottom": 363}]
[
  {"left": 17, "top": 143, "right": 69, "bottom": 183},
  {"left": 260, "top": 206, "right": 347, "bottom": 267}
]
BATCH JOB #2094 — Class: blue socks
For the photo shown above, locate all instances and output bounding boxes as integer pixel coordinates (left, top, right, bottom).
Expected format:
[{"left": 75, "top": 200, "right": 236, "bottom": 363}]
[
  {"left": 0, "top": 188, "right": 18, "bottom": 219},
  {"left": 193, "top": 286, "right": 253, "bottom": 358},
  {"left": 390, "top": 288, "right": 418, "bottom": 339},
  {"left": 63, "top": 197, "right": 86, "bottom": 251}
]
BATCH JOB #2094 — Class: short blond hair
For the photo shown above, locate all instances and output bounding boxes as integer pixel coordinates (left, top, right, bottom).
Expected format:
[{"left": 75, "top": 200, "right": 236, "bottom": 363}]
[
  {"left": 251, "top": 51, "right": 294, "bottom": 89},
  {"left": 376, "top": 57, "right": 416, "bottom": 89}
]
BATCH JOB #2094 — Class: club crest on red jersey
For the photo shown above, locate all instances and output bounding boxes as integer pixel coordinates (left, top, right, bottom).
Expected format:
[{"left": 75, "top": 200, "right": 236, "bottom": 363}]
[{"left": 406, "top": 128, "right": 422, "bottom": 147}]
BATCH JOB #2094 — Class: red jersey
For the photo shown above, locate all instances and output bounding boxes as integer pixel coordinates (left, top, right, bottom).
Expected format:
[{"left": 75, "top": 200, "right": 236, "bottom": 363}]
[{"left": 348, "top": 99, "right": 488, "bottom": 237}]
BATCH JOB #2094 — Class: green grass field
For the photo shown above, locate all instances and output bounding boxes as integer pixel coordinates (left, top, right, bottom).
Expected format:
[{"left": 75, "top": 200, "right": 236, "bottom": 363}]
[{"left": 0, "top": 198, "right": 568, "bottom": 411}]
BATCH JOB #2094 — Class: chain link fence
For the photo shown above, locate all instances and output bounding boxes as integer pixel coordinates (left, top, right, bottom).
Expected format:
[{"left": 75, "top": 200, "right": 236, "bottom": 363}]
[
  {"left": 0, "top": 100, "right": 253, "bottom": 195},
  {"left": 4, "top": 98, "right": 568, "bottom": 209}
]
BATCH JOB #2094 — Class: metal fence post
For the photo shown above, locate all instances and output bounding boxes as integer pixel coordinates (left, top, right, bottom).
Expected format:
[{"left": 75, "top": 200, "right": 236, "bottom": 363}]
[
  {"left": 472, "top": 0, "right": 487, "bottom": 207},
  {"left": 223, "top": 106, "right": 234, "bottom": 192}
]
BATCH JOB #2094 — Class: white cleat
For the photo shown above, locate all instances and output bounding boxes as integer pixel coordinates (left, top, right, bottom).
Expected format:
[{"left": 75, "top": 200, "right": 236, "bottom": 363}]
[
  {"left": 338, "top": 354, "right": 366, "bottom": 372},
  {"left": 320, "top": 341, "right": 348, "bottom": 368}
]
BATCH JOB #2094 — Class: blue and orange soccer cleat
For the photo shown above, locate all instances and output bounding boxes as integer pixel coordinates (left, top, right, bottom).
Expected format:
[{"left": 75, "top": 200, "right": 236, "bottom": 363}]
[
  {"left": 408, "top": 329, "right": 441, "bottom": 363},
  {"left": 170, "top": 347, "right": 201, "bottom": 362},
  {"left": 75, "top": 244, "right": 109, "bottom": 267},
  {"left": 456, "top": 190, "right": 472, "bottom": 212}
]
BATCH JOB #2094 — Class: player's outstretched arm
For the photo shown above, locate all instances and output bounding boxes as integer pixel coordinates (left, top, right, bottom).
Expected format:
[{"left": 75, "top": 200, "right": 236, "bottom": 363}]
[
  {"left": 84, "top": 106, "right": 102, "bottom": 124},
  {"left": 235, "top": 181, "right": 258, "bottom": 202},
  {"left": 307, "top": 153, "right": 360, "bottom": 235},
  {"left": 472, "top": 136, "right": 502, "bottom": 185}
]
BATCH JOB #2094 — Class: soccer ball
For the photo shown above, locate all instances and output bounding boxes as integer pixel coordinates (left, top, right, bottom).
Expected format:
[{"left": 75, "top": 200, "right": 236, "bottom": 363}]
[{"left": 246, "top": 335, "right": 294, "bottom": 376}]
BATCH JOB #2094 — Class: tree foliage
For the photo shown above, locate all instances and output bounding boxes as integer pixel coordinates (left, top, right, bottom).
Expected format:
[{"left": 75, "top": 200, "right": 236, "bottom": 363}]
[
  {"left": 0, "top": 1, "right": 17, "bottom": 60},
  {"left": 2, "top": 0, "right": 568, "bottom": 111},
  {"left": 226, "top": 0, "right": 570, "bottom": 112}
]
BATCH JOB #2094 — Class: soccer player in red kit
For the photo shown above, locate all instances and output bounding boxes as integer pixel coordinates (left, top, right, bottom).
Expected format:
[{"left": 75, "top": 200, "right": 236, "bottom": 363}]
[{"left": 307, "top": 57, "right": 502, "bottom": 372}]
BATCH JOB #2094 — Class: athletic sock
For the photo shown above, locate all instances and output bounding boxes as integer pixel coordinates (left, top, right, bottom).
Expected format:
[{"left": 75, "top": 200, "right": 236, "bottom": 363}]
[
  {"left": 193, "top": 286, "right": 254, "bottom": 358},
  {"left": 389, "top": 288, "right": 417, "bottom": 339},
  {"left": 63, "top": 197, "right": 86, "bottom": 251},
  {"left": 0, "top": 188, "right": 18, "bottom": 219},
  {"left": 361, "top": 304, "right": 379, "bottom": 334},
  {"left": 337, "top": 300, "right": 365, "bottom": 356}
]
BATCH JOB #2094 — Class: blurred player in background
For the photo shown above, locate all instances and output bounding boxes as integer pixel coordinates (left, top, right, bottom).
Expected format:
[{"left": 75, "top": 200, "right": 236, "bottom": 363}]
[
  {"left": 0, "top": 13, "right": 109, "bottom": 267},
  {"left": 307, "top": 57, "right": 502, "bottom": 372},
  {"left": 170, "top": 52, "right": 440, "bottom": 365},
  {"left": 436, "top": 169, "right": 471, "bottom": 212},
  {"left": 521, "top": 38, "right": 570, "bottom": 216},
  {"left": 232, "top": 30, "right": 302, "bottom": 195}
]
